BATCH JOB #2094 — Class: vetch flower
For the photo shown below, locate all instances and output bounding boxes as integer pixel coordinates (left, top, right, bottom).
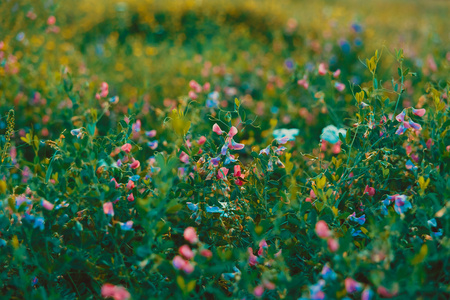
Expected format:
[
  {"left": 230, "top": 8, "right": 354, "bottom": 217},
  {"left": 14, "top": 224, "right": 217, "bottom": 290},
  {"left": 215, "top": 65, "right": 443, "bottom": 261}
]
[
  {"left": 41, "top": 199, "right": 54, "bottom": 210},
  {"left": 121, "top": 143, "right": 132, "bottom": 153},
  {"left": 147, "top": 141, "right": 158, "bottom": 150},
  {"left": 345, "top": 278, "right": 362, "bottom": 293},
  {"left": 321, "top": 125, "right": 346, "bottom": 144},
  {"left": 212, "top": 123, "right": 224, "bottom": 135},
  {"left": 362, "top": 288, "right": 374, "bottom": 300},
  {"left": 315, "top": 220, "right": 330, "bottom": 239},
  {"left": 120, "top": 221, "right": 133, "bottom": 231},
  {"left": 412, "top": 107, "right": 426, "bottom": 117},
  {"left": 130, "top": 160, "right": 140, "bottom": 169},
  {"left": 218, "top": 167, "right": 229, "bottom": 179},
  {"left": 127, "top": 193, "right": 134, "bottom": 202},
  {"left": 405, "top": 159, "right": 417, "bottom": 170},
  {"left": 320, "top": 264, "right": 336, "bottom": 280},
  {"left": 395, "top": 124, "right": 407, "bottom": 135},
  {"left": 101, "top": 284, "right": 130, "bottom": 300},
  {"left": 364, "top": 185, "right": 375, "bottom": 196},
  {"left": 184, "top": 227, "right": 198, "bottom": 244},
  {"left": 408, "top": 120, "right": 422, "bottom": 130},
  {"left": 327, "top": 238, "right": 339, "bottom": 252},
  {"left": 394, "top": 195, "right": 412, "bottom": 214},
  {"left": 334, "top": 82, "right": 345, "bottom": 92},
  {"left": 273, "top": 128, "right": 299, "bottom": 142},
  {"left": 70, "top": 128, "right": 83, "bottom": 139},
  {"left": 34, "top": 217, "right": 45, "bottom": 230},
  {"left": 179, "top": 245, "right": 194, "bottom": 259},
  {"left": 318, "top": 63, "right": 327, "bottom": 75},
  {"left": 348, "top": 212, "right": 366, "bottom": 225},
  {"left": 253, "top": 285, "right": 264, "bottom": 298},
  {"left": 395, "top": 110, "right": 406, "bottom": 122},
  {"left": 126, "top": 180, "right": 135, "bottom": 190},
  {"left": 103, "top": 202, "right": 114, "bottom": 216}
]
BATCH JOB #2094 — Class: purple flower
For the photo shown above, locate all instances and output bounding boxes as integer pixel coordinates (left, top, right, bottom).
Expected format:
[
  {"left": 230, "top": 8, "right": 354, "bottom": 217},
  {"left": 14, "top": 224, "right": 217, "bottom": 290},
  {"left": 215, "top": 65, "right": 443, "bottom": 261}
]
[
  {"left": 408, "top": 120, "right": 422, "bottom": 130},
  {"left": 394, "top": 196, "right": 412, "bottom": 214},
  {"left": 260, "top": 145, "right": 271, "bottom": 155},
  {"left": 211, "top": 156, "right": 221, "bottom": 166},
  {"left": 147, "top": 140, "right": 158, "bottom": 150},
  {"left": 395, "top": 124, "right": 407, "bottom": 135}
]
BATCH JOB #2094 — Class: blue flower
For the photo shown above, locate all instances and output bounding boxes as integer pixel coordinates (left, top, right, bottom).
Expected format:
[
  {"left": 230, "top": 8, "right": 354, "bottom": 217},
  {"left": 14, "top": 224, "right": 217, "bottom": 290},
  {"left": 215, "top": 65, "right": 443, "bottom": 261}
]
[
  {"left": 33, "top": 217, "right": 45, "bottom": 230},
  {"left": 0, "top": 239, "right": 6, "bottom": 247},
  {"left": 321, "top": 125, "right": 346, "bottom": 144},
  {"left": 394, "top": 196, "right": 412, "bottom": 215},
  {"left": 259, "top": 145, "right": 271, "bottom": 155},
  {"left": 187, "top": 202, "right": 198, "bottom": 212},
  {"left": 120, "top": 221, "right": 133, "bottom": 231},
  {"left": 206, "top": 206, "right": 223, "bottom": 214},
  {"left": 131, "top": 175, "right": 140, "bottom": 182},
  {"left": 405, "top": 159, "right": 417, "bottom": 170},
  {"left": 273, "top": 128, "right": 299, "bottom": 141}
]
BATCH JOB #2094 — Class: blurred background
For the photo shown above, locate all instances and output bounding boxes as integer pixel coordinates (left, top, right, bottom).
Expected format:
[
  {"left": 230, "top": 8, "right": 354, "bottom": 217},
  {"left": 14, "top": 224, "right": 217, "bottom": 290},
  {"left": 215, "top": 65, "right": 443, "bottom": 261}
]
[{"left": 0, "top": 0, "right": 449, "bottom": 150}]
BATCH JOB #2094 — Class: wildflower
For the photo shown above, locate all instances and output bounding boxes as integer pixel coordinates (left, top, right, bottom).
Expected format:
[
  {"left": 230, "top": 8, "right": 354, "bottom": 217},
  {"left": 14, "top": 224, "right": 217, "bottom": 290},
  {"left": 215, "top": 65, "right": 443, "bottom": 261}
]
[
  {"left": 126, "top": 180, "right": 135, "bottom": 190},
  {"left": 31, "top": 277, "right": 38, "bottom": 286},
  {"left": 184, "top": 227, "right": 198, "bottom": 244},
  {"left": 248, "top": 248, "right": 258, "bottom": 266},
  {"left": 179, "top": 151, "right": 189, "bottom": 164},
  {"left": 377, "top": 286, "right": 398, "bottom": 298},
  {"left": 259, "top": 145, "right": 271, "bottom": 155},
  {"left": 120, "top": 221, "right": 133, "bottom": 231},
  {"left": 315, "top": 220, "right": 330, "bottom": 239},
  {"left": 0, "top": 239, "right": 6, "bottom": 247},
  {"left": 47, "top": 16, "right": 56, "bottom": 25},
  {"left": 101, "top": 284, "right": 130, "bottom": 300},
  {"left": 145, "top": 130, "right": 157, "bottom": 138},
  {"left": 362, "top": 288, "right": 374, "bottom": 300},
  {"left": 34, "top": 217, "right": 45, "bottom": 230},
  {"left": 273, "top": 128, "right": 299, "bottom": 142},
  {"left": 321, "top": 125, "right": 346, "bottom": 144},
  {"left": 333, "top": 69, "right": 341, "bottom": 78},
  {"left": 327, "top": 238, "right": 339, "bottom": 252},
  {"left": 188, "top": 91, "right": 198, "bottom": 99},
  {"left": 198, "top": 136, "right": 207, "bottom": 145},
  {"left": 205, "top": 206, "right": 224, "bottom": 214},
  {"left": 348, "top": 212, "right": 366, "bottom": 225},
  {"left": 41, "top": 199, "right": 54, "bottom": 210},
  {"left": 212, "top": 123, "right": 224, "bottom": 135},
  {"left": 364, "top": 185, "right": 375, "bottom": 196},
  {"left": 130, "top": 160, "right": 140, "bottom": 169},
  {"left": 172, "top": 256, "right": 194, "bottom": 274},
  {"left": 345, "top": 278, "right": 362, "bottom": 293},
  {"left": 254, "top": 285, "right": 264, "bottom": 298},
  {"left": 394, "top": 195, "right": 412, "bottom": 214},
  {"left": 109, "top": 96, "right": 119, "bottom": 104},
  {"left": 334, "top": 82, "right": 345, "bottom": 92},
  {"left": 318, "top": 63, "right": 327, "bottom": 75},
  {"left": 179, "top": 245, "right": 194, "bottom": 259},
  {"left": 297, "top": 78, "right": 309, "bottom": 89},
  {"left": 408, "top": 120, "right": 422, "bottom": 130},
  {"left": 103, "top": 202, "right": 114, "bottom": 216},
  {"left": 111, "top": 178, "right": 120, "bottom": 189},
  {"left": 395, "top": 110, "right": 406, "bottom": 122},
  {"left": 309, "top": 280, "right": 325, "bottom": 299},
  {"left": 321, "top": 264, "right": 337, "bottom": 280},
  {"left": 218, "top": 167, "right": 229, "bottom": 179},
  {"left": 210, "top": 156, "right": 221, "bottom": 166},
  {"left": 127, "top": 193, "right": 134, "bottom": 202},
  {"left": 412, "top": 107, "right": 426, "bottom": 117},
  {"left": 233, "top": 165, "right": 241, "bottom": 177},
  {"left": 70, "top": 128, "right": 83, "bottom": 139},
  {"left": 395, "top": 124, "right": 407, "bottom": 135},
  {"left": 200, "top": 249, "right": 212, "bottom": 258},
  {"left": 405, "top": 159, "right": 417, "bottom": 170},
  {"left": 121, "top": 143, "right": 132, "bottom": 153},
  {"left": 228, "top": 139, "right": 244, "bottom": 150}
]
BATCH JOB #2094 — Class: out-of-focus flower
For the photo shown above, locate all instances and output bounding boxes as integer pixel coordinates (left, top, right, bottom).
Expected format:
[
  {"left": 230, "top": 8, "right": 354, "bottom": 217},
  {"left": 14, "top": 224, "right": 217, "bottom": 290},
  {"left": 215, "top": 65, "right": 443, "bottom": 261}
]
[
  {"left": 412, "top": 107, "right": 426, "bottom": 117},
  {"left": 318, "top": 63, "right": 327, "bottom": 75},
  {"left": 321, "top": 125, "right": 346, "bottom": 144},
  {"left": 184, "top": 227, "right": 198, "bottom": 244},
  {"left": 103, "top": 202, "right": 114, "bottom": 216},
  {"left": 101, "top": 284, "right": 130, "bottom": 300},
  {"left": 345, "top": 277, "right": 362, "bottom": 293},
  {"left": 41, "top": 199, "right": 54, "bottom": 210},
  {"left": 273, "top": 128, "right": 299, "bottom": 142},
  {"left": 315, "top": 221, "right": 330, "bottom": 239}
]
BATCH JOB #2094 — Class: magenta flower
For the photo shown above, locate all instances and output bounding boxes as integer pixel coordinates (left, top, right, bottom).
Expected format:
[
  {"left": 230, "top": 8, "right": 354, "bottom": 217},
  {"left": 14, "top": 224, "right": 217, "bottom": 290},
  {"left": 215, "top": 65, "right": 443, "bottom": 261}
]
[
  {"left": 333, "top": 69, "right": 341, "bottom": 78},
  {"left": 130, "top": 160, "right": 140, "bottom": 169},
  {"left": 229, "top": 139, "right": 245, "bottom": 150},
  {"left": 395, "top": 110, "right": 406, "bottom": 122},
  {"left": 121, "top": 143, "right": 132, "bottom": 153},
  {"left": 315, "top": 220, "right": 330, "bottom": 239},
  {"left": 213, "top": 123, "right": 224, "bottom": 135},
  {"left": 233, "top": 165, "right": 241, "bottom": 177},
  {"left": 127, "top": 193, "right": 134, "bottom": 202},
  {"left": 412, "top": 107, "right": 426, "bottom": 117},
  {"left": 172, "top": 255, "right": 194, "bottom": 274},
  {"left": 395, "top": 124, "right": 407, "bottom": 135},
  {"left": 101, "top": 284, "right": 130, "bottom": 300},
  {"left": 248, "top": 248, "right": 258, "bottom": 266},
  {"left": 126, "top": 180, "right": 135, "bottom": 190},
  {"left": 184, "top": 227, "right": 198, "bottom": 244},
  {"left": 408, "top": 119, "right": 422, "bottom": 130},
  {"left": 228, "top": 126, "right": 238, "bottom": 138},
  {"left": 345, "top": 277, "right": 362, "bottom": 293},
  {"left": 103, "top": 202, "right": 114, "bottom": 216},
  {"left": 179, "top": 245, "right": 194, "bottom": 260},
  {"left": 218, "top": 167, "right": 229, "bottom": 179},
  {"left": 200, "top": 249, "right": 212, "bottom": 258},
  {"left": 197, "top": 136, "right": 207, "bottom": 145},
  {"left": 111, "top": 178, "right": 120, "bottom": 189},
  {"left": 318, "top": 63, "right": 327, "bottom": 75},
  {"left": 327, "top": 238, "right": 339, "bottom": 252},
  {"left": 41, "top": 200, "right": 54, "bottom": 210},
  {"left": 297, "top": 78, "right": 309, "bottom": 89},
  {"left": 364, "top": 185, "right": 376, "bottom": 196},
  {"left": 334, "top": 82, "right": 345, "bottom": 92},
  {"left": 179, "top": 151, "right": 189, "bottom": 164},
  {"left": 253, "top": 285, "right": 264, "bottom": 297}
]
